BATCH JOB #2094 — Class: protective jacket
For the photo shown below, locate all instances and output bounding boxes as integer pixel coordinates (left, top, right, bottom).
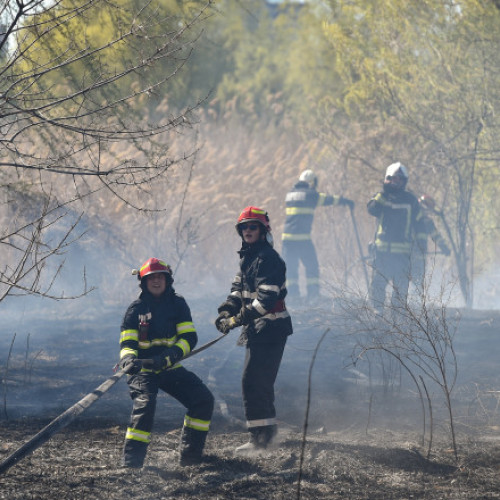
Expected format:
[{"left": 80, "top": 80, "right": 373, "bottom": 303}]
[
  {"left": 367, "top": 187, "right": 424, "bottom": 254},
  {"left": 120, "top": 287, "right": 197, "bottom": 371},
  {"left": 414, "top": 214, "right": 449, "bottom": 259},
  {"left": 282, "top": 181, "right": 342, "bottom": 241},
  {"left": 218, "top": 240, "right": 293, "bottom": 344},
  {"left": 119, "top": 286, "right": 213, "bottom": 468}
]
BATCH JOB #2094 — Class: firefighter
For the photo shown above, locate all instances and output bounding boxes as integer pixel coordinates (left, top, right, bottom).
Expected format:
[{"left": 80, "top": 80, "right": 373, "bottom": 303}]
[
  {"left": 367, "top": 162, "right": 425, "bottom": 315},
  {"left": 282, "top": 169, "right": 354, "bottom": 301},
  {"left": 215, "top": 206, "right": 293, "bottom": 455},
  {"left": 119, "top": 258, "right": 214, "bottom": 468},
  {"left": 411, "top": 194, "right": 451, "bottom": 290}
]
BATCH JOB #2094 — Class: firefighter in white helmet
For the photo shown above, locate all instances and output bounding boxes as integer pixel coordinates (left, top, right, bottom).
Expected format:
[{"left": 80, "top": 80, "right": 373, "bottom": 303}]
[
  {"left": 119, "top": 258, "right": 214, "bottom": 468},
  {"left": 282, "top": 169, "right": 354, "bottom": 302},
  {"left": 367, "top": 163, "right": 425, "bottom": 315}
]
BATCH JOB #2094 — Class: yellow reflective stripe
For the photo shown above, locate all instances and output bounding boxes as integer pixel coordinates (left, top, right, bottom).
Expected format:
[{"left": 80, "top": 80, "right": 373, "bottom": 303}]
[
  {"left": 374, "top": 192, "right": 389, "bottom": 204},
  {"left": 285, "top": 206, "right": 315, "bottom": 215},
  {"left": 138, "top": 339, "right": 167, "bottom": 349},
  {"left": 251, "top": 208, "right": 266, "bottom": 215},
  {"left": 120, "top": 329, "right": 138, "bottom": 343},
  {"left": 282, "top": 233, "right": 312, "bottom": 241},
  {"left": 306, "top": 277, "right": 320, "bottom": 285},
  {"left": 120, "top": 348, "right": 138, "bottom": 358},
  {"left": 177, "top": 321, "right": 195, "bottom": 334},
  {"left": 317, "top": 193, "right": 327, "bottom": 206},
  {"left": 184, "top": 415, "right": 210, "bottom": 432},
  {"left": 375, "top": 241, "right": 411, "bottom": 252},
  {"left": 125, "top": 427, "right": 151, "bottom": 443},
  {"left": 175, "top": 338, "right": 191, "bottom": 356},
  {"left": 138, "top": 335, "right": 178, "bottom": 349}
]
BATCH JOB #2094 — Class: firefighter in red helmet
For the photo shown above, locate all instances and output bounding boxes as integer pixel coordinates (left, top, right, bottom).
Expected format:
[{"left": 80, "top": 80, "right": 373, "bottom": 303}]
[
  {"left": 119, "top": 257, "right": 214, "bottom": 468},
  {"left": 215, "top": 207, "right": 293, "bottom": 455}
]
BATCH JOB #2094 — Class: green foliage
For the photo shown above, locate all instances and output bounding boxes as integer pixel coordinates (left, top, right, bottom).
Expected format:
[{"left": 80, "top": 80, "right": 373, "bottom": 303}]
[
  {"left": 7, "top": 0, "right": 500, "bottom": 305},
  {"left": 196, "top": 0, "right": 500, "bottom": 303},
  {"left": 319, "top": 0, "right": 500, "bottom": 304},
  {"left": 207, "top": 1, "right": 338, "bottom": 127},
  {"left": 14, "top": 0, "right": 216, "bottom": 115}
]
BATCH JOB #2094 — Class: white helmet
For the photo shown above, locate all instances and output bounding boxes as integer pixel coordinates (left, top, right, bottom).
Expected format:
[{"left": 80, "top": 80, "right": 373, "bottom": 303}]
[
  {"left": 385, "top": 162, "right": 409, "bottom": 181},
  {"left": 384, "top": 162, "right": 409, "bottom": 191},
  {"left": 299, "top": 169, "right": 317, "bottom": 188}
]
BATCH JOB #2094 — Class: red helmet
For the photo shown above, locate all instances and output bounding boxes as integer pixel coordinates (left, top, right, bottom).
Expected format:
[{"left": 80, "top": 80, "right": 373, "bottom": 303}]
[
  {"left": 235, "top": 206, "right": 271, "bottom": 234},
  {"left": 134, "top": 258, "right": 173, "bottom": 281},
  {"left": 419, "top": 194, "right": 436, "bottom": 211}
]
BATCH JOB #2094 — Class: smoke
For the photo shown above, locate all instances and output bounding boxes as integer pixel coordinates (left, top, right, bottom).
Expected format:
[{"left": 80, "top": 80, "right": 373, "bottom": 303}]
[
  {"left": 472, "top": 266, "right": 500, "bottom": 310},
  {"left": 2, "top": 118, "right": 499, "bottom": 441}
]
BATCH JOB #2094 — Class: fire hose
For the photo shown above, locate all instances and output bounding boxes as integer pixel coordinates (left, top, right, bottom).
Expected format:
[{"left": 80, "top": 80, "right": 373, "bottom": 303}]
[{"left": 0, "top": 332, "right": 227, "bottom": 475}]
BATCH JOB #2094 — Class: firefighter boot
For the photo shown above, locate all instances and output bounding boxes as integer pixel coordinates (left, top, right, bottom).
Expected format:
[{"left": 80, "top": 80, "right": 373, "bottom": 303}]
[
  {"left": 121, "top": 439, "right": 148, "bottom": 468},
  {"left": 179, "top": 426, "right": 207, "bottom": 466},
  {"left": 235, "top": 425, "right": 277, "bottom": 456}
]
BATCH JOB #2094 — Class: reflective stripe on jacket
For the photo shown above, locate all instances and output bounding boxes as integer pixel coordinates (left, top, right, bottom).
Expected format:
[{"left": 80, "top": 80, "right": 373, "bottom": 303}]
[
  {"left": 414, "top": 214, "right": 448, "bottom": 260},
  {"left": 221, "top": 240, "right": 293, "bottom": 343},
  {"left": 119, "top": 288, "right": 197, "bottom": 370},
  {"left": 367, "top": 189, "right": 424, "bottom": 254},
  {"left": 282, "top": 181, "right": 341, "bottom": 240}
]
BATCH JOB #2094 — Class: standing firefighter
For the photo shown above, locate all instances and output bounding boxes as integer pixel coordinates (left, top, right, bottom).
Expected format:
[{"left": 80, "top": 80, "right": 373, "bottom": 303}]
[
  {"left": 367, "top": 163, "right": 424, "bottom": 316},
  {"left": 282, "top": 169, "right": 354, "bottom": 301},
  {"left": 215, "top": 206, "right": 293, "bottom": 455},
  {"left": 119, "top": 258, "right": 214, "bottom": 468},
  {"left": 411, "top": 194, "right": 451, "bottom": 291}
]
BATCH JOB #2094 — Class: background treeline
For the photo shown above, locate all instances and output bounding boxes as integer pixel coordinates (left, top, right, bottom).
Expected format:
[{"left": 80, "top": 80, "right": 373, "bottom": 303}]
[{"left": 3, "top": 0, "right": 500, "bottom": 314}]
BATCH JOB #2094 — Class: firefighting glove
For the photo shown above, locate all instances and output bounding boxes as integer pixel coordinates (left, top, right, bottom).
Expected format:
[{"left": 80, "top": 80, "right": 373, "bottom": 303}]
[
  {"left": 339, "top": 197, "right": 355, "bottom": 210},
  {"left": 151, "top": 349, "right": 175, "bottom": 371},
  {"left": 218, "top": 315, "right": 242, "bottom": 334},
  {"left": 441, "top": 244, "right": 451, "bottom": 257},
  {"left": 215, "top": 311, "right": 231, "bottom": 333},
  {"left": 120, "top": 356, "right": 142, "bottom": 375}
]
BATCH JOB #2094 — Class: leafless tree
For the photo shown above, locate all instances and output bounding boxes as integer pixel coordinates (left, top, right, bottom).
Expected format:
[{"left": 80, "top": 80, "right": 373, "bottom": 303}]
[
  {"left": 333, "top": 268, "right": 460, "bottom": 461},
  {"left": 0, "top": 0, "right": 213, "bottom": 302}
]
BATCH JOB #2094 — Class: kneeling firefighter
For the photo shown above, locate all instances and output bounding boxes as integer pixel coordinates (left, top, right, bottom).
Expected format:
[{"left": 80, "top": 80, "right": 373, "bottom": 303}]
[{"left": 119, "top": 257, "right": 214, "bottom": 467}]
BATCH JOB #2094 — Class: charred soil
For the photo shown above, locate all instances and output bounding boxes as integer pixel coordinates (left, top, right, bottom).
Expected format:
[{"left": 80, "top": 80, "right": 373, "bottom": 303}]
[{"left": 2, "top": 301, "right": 500, "bottom": 499}]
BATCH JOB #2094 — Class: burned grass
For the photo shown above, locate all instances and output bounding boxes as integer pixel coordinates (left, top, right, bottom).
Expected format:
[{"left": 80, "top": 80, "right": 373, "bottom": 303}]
[
  {"left": 2, "top": 305, "right": 500, "bottom": 498},
  {"left": 2, "top": 418, "right": 500, "bottom": 499}
]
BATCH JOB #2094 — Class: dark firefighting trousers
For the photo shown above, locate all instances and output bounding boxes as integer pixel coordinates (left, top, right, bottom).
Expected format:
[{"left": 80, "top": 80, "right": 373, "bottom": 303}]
[
  {"left": 282, "top": 239, "right": 320, "bottom": 299},
  {"left": 369, "top": 250, "right": 411, "bottom": 315},
  {"left": 410, "top": 254, "right": 426, "bottom": 292},
  {"left": 242, "top": 340, "right": 286, "bottom": 437},
  {"left": 123, "top": 366, "right": 214, "bottom": 466}
]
